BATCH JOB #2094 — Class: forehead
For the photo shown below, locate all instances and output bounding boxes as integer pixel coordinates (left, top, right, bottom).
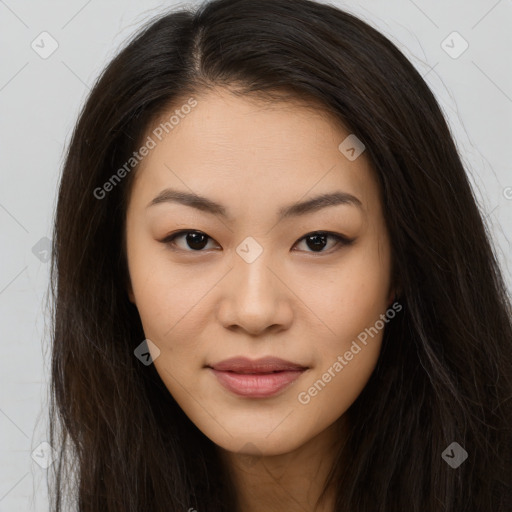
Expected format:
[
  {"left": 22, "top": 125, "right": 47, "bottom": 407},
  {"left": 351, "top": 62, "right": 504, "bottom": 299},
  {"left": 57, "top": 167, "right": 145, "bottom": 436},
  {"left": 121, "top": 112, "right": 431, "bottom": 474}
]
[{"left": 129, "top": 88, "right": 380, "bottom": 217}]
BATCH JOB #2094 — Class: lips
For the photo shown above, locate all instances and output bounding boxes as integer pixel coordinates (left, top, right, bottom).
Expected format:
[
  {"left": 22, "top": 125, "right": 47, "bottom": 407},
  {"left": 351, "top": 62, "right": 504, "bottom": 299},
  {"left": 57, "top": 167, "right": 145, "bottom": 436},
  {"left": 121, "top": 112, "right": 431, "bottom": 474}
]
[
  {"left": 207, "top": 356, "right": 308, "bottom": 398},
  {"left": 207, "top": 356, "right": 307, "bottom": 374}
]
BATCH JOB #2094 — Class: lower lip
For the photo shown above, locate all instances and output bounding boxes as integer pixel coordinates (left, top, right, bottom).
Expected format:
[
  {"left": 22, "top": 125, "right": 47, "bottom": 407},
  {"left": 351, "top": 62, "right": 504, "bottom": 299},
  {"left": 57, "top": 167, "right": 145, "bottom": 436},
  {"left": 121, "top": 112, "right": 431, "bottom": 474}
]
[{"left": 209, "top": 368, "right": 306, "bottom": 398}]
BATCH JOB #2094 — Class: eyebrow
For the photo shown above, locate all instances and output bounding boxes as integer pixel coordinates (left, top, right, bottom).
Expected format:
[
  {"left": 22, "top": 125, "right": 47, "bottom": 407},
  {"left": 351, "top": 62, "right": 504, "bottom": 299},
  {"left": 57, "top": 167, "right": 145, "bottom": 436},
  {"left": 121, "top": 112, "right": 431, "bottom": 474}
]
[{"left": 146, "top": 188, "right": 363, "bottom": 220}]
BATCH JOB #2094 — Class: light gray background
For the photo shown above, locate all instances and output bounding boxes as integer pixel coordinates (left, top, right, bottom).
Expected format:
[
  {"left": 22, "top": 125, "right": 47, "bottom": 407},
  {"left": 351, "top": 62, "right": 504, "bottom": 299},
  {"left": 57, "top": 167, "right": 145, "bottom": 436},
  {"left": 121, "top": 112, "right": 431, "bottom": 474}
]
[{"left": 1, "top": 0, "right": 511, "bottom": 509}]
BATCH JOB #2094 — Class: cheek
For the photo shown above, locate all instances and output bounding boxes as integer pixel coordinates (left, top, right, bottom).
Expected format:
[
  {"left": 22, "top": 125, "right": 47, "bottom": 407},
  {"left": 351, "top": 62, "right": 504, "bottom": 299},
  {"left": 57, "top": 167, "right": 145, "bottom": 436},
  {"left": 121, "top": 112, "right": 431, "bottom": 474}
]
[
  {"left": 127, "top": 248, "right": 216, "bottom": 368},
  {"left": 129, "top": 261, "right": 170, "bottom": 333},
  {"left": 297, "top": 261, "right": 390, "bottom": 421},
  {"left": 127, "top": 234, "right": 192, "bottom": 333},
  {"left": 300, "top": 246, "right": 391, "bottom": 414},
  {"left": 296, "top": 336, "right": 382, "bottom": 435},
  {"left": 306, "top": 244, "right": 391, "bottom": 346}
]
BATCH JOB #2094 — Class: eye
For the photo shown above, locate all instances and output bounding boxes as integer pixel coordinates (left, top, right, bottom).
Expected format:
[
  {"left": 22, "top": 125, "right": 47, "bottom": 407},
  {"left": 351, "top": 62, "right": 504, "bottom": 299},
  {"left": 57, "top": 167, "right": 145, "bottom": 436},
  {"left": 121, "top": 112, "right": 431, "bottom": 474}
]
[
  {"left": 293, "top": 231, "right": 354, "bottom": 253},
  {"left": 161, "top": 230, "right": 354, "bottom": 253},
  {"left": 162, "top": 230, "right": 219, "bottom": 252}
]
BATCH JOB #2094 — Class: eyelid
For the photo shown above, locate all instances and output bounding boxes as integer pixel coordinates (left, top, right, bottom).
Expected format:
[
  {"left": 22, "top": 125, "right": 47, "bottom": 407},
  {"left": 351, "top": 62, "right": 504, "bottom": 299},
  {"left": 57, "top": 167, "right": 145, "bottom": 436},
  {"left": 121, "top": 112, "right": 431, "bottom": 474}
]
[
  {"left": 161, "top": 229, "right": 355, "bottom": 254},
  {"left": 161, "top": 230, "right": 220, "bottom": 252},
  {"left": 293, "top": 231, "right": 354, "bottom": 253}
]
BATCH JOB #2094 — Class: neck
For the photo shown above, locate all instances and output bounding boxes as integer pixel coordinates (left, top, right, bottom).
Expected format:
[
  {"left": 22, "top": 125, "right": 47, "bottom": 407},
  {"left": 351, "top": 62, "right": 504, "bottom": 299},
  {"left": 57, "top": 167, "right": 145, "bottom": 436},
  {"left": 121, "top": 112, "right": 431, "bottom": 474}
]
[{"left": 216, "top": 416, "right": 348, "bottom": 512}]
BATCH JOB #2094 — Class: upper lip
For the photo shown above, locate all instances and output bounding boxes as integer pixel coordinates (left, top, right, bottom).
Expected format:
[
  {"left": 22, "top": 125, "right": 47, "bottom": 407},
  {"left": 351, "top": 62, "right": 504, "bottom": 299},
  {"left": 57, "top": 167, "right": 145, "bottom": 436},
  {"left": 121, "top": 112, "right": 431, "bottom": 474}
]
[{"left": 208, "top": 356, "right": 308, "bottom": 373}]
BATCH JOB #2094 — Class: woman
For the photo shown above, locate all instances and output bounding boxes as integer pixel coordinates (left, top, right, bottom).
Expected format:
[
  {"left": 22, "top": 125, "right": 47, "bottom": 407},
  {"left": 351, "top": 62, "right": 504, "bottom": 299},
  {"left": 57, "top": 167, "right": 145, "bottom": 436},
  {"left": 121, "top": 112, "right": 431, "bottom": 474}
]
[{"left": 48, "top": 0, "right": 512, "bottom": 510}]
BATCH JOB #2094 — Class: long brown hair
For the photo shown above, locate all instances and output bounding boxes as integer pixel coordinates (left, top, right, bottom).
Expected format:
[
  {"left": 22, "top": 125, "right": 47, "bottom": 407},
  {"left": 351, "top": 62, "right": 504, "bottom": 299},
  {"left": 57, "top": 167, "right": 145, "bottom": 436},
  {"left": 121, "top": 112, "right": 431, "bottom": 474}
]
[{"left": 48, "top": 0, "right": 512, "bottom": 510}]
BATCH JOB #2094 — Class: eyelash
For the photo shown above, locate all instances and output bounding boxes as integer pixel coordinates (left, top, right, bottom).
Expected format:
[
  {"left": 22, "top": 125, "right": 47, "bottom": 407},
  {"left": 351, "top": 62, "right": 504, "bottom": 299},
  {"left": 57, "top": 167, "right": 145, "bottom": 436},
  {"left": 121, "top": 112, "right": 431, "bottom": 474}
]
[{"left": 161, "top": 230, "right": 354, "bottom": 255}]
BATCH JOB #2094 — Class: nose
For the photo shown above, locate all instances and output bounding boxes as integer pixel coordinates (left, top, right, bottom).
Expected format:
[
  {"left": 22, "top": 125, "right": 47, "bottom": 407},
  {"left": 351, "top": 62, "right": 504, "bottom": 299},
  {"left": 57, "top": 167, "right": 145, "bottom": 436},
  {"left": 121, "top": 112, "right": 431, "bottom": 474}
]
[{"left": 217, "top": 252, "right": 293, "bottom": 336}]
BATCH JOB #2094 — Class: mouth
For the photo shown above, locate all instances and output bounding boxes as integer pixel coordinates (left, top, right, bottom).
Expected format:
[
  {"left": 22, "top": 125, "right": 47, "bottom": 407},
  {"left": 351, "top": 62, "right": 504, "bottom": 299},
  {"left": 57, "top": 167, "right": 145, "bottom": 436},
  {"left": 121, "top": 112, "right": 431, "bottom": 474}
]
[
  {"left": 206, "top": 356, "right": 308, "bottom": 398},
  {"left": 207, "top": 356, "right": 308, "bottom": 373}
]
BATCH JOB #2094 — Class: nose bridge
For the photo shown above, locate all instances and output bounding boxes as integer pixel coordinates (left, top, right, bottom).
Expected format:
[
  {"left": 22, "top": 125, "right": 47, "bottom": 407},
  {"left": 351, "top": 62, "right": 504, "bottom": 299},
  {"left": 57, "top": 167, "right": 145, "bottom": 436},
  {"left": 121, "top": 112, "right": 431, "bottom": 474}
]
[
  {"left": 218, "top": 242, "right": 291, "bottom": 334},
  {"left": 233, "top": 244, "right": 277, "bottom": 305}
]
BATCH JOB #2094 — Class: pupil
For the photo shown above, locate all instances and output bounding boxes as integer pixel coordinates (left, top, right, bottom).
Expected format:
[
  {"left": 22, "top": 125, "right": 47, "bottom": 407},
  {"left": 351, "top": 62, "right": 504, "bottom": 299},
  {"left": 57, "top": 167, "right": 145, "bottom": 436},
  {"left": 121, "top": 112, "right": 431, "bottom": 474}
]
[
  {"left": 187, "top": 232, "right": 208, "bottom": 250},
  {"left": 307, "top": 234, "right": 327, "bottom": 251}
]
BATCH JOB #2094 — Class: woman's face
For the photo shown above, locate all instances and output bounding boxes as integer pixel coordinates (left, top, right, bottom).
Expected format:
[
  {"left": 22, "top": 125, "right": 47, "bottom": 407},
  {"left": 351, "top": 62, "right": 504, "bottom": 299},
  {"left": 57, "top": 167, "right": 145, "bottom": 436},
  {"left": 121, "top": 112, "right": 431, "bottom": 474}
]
[{"left": 125, "top": 88, "right": 395, "bottom": 456}]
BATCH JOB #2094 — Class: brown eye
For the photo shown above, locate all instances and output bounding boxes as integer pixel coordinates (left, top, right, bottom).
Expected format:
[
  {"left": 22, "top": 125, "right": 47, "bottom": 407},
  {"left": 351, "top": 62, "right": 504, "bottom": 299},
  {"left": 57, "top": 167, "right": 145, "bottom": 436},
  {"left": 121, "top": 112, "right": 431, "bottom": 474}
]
[
  {"left": 294, "top": 231, "right": 354, "bottom": 253},
  {"left": 162, "top": 230, "right": 354, "bottom": 254},
  {"left": 163, "top": 231, "right": 218, "bottom": 251}
]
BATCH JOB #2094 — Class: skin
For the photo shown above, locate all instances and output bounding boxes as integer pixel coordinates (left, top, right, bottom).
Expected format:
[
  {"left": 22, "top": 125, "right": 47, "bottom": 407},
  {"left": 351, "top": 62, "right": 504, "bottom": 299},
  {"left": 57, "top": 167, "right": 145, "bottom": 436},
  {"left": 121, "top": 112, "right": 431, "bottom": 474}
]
[{"left": 125, "top": 87, "right": 396, "bottom": 512}]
